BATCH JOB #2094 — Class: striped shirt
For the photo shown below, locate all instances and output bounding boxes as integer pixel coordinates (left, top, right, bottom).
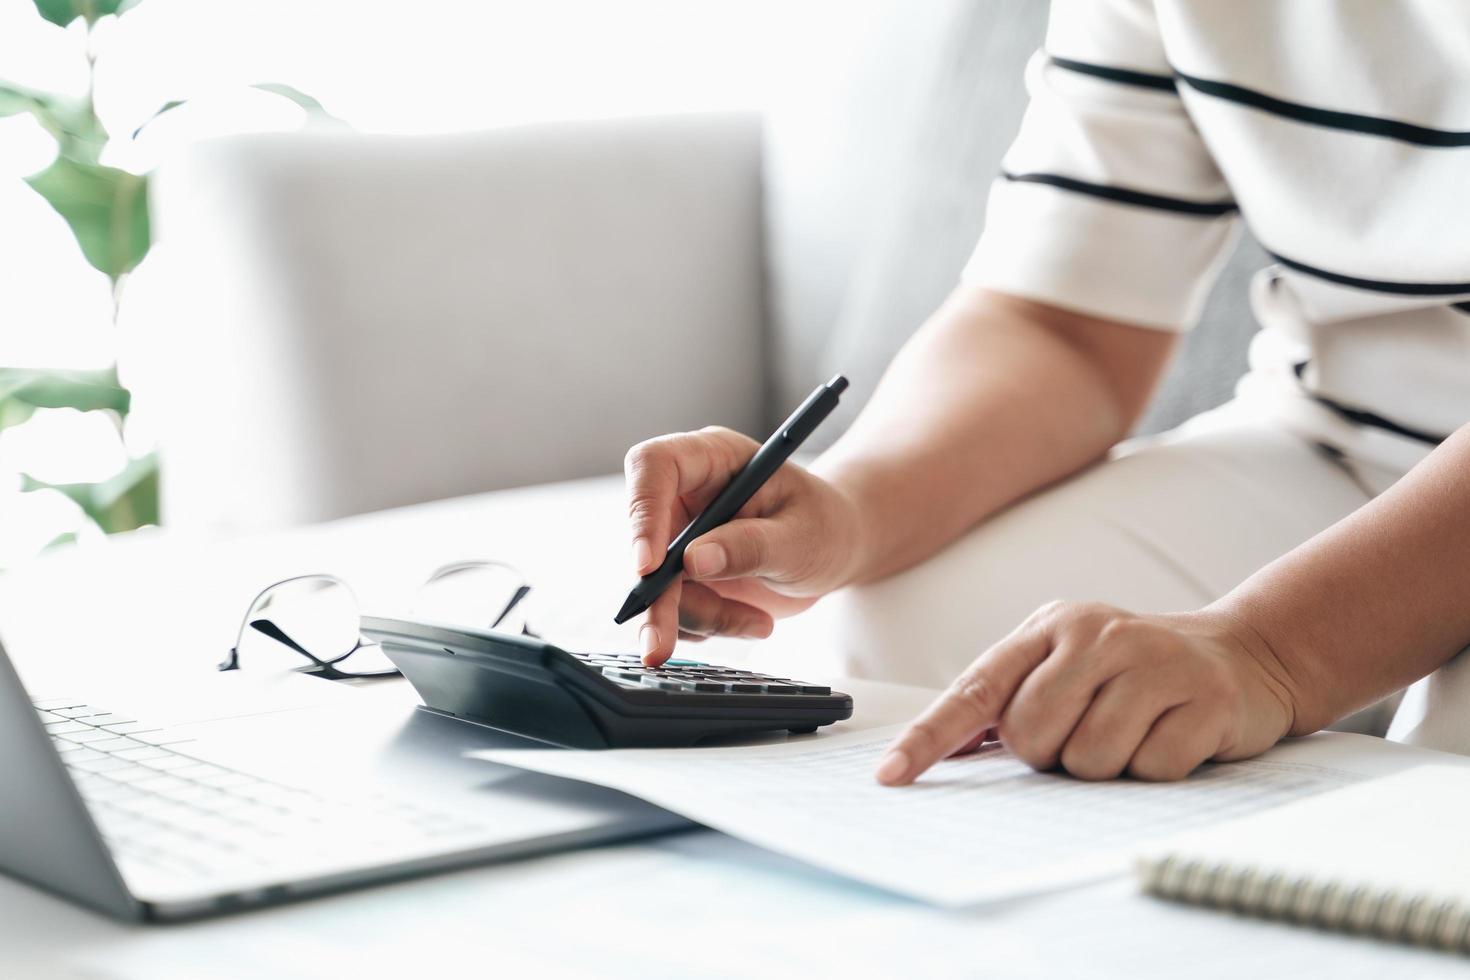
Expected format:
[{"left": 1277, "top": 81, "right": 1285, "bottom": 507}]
[{"left": 965, "top": 0, "right": 1470, "bottom": 470}]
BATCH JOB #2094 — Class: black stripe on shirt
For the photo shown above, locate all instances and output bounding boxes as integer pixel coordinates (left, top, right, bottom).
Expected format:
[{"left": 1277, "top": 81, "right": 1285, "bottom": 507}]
[
  {"left": 1293, "top": 362, "right": 1445, "bottom": 445},
  {"left": 999, "top": 171, "right": 1238, "bottom": 217},
  {"left": 1175, "top": 71, "right": 1470, "bottom": 149},
  {"left": 1454, "top": 302, "right": 1470, "bottom": 316},
  {"left": 1047, "top": 56, "right": 1176, "bottom": 93},
  {"left": 1267, "top": 249, "right": 1470, "bottom": 296},
  {"left": 1048, "top": 56, "right": 1470, "bottom": 149},
  {"left": 1314, "top": 395, "right": 1446, "bottom": 446}
]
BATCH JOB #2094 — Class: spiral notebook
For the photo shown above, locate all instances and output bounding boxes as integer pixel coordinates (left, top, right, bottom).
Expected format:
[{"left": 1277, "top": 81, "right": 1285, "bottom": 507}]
[{"left": 1136, "top": 765, "right": 1470, "bottom": 954}]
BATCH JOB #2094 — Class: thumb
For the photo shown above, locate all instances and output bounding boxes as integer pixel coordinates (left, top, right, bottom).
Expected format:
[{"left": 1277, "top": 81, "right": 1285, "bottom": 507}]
[{"left": 683, "top": 518, "right": 801, "bottom": 584}]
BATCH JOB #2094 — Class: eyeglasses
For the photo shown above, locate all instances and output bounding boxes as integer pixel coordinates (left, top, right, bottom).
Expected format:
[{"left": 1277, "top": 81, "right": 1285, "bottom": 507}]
[{"left": 218, "top": 560, "right": 536, "bottom": 681}]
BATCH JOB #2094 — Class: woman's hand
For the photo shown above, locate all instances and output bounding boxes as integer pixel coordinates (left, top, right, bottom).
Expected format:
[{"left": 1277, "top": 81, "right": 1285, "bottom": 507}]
[
  {"left": 875, "top": 602, "right": 1301, "bottom": 784},
  {"left": 624, "top": 426, "right": 867, "bottom": 665}
]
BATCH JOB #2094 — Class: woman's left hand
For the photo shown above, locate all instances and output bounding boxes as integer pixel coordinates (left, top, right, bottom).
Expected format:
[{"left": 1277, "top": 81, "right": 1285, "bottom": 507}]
[{"left": 874, "top": 601, "right": 1302, "bottom": 785}]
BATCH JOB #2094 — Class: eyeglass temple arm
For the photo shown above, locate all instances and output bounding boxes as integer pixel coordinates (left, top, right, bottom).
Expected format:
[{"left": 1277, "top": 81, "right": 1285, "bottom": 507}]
[
  {"left": 492, "top": 585, "right": 532, "bottom": 630},
  {"left": 244, "top": 618, "right": 340, "bottom": 668}
]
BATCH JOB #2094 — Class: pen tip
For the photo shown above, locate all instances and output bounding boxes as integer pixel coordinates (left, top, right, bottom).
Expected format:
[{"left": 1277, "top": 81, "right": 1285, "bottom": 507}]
[{"left": 613, "top": 592, "right": 645, "bottom": 626}]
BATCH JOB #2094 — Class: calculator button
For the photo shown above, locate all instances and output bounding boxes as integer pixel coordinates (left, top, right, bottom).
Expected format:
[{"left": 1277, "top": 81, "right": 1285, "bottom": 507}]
[
  {"left": 601, "top": 668, "right": 645, "bottom": 682},
  {"left": 639, "top": 677, "right": 688, "bottom": 692},
  {"left": 760, "top": 684, "right": 801, "bottom": 694},
  {"left": 687, "top": 681, "right": 726, "bottom": 693},
  {"left": 723, "top": 682, "right": 764, "bottom": 694},
  {"left": 662, "top": 659, "right": 708, "bottom": 668},
  {"left": 767, "top": 679, "right": 831, "bottom": 694}
]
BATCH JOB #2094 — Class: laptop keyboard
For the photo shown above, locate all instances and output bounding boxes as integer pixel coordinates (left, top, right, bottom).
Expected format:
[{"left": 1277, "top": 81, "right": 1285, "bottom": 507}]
[{"left": 34, "top": 698, "right": 487, "bottom": 881}]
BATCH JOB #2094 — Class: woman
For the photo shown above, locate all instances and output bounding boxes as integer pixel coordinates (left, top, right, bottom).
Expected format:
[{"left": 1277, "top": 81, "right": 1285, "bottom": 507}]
[{"left": 623, "top": 0, "right": 1470, "bottom": 784}]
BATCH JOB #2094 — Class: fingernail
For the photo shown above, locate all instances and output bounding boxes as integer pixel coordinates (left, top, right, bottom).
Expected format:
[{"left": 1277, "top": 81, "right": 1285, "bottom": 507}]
[
  {"left": 875, "top": 750, "right": 911, "bottom": 785},
  {"left": 742, "top": 620, "right": 774, "bottom": 639},
  {"left": 632, "top": 538, "right": 653, "bottom": 575},
  {"left": 686, "top": 542, "right": 727, "bottom": 579},
  {"left": 640, "top": 624, "right": 660, "bottom": 660}
]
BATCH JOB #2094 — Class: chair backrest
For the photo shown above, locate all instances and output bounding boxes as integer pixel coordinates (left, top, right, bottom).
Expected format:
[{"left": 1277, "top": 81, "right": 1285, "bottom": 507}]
[{"left": 142, "top": 115, "right": 767, "bottom": 531}]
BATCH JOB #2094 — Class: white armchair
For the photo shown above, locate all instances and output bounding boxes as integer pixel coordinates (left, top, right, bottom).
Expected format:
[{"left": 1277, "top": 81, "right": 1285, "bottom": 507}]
[
  {"left": 137, "top": 0, "right": 1267, "bottom": 535},
  {"left": 143, "top": 115, "right": 768, "bottom": 531}
]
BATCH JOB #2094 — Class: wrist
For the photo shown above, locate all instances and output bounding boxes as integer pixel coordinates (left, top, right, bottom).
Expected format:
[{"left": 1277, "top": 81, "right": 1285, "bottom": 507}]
[
  {"left": 1202, "top": 603, "right": 1306, "bottom": 738},
  {"left": 809, "top": 455, "right": 886, "bottom": 588}
]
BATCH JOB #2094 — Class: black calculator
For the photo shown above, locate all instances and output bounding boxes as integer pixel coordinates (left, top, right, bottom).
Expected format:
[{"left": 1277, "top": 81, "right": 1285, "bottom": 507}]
[{"left": 360, "top": 616, "right": 853, "bottom": 749}]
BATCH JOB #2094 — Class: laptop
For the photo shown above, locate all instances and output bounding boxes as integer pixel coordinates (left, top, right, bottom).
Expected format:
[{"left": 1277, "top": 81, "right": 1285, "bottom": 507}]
[{"left": 0, "top": 636, "right": 685, "bottom": 921}]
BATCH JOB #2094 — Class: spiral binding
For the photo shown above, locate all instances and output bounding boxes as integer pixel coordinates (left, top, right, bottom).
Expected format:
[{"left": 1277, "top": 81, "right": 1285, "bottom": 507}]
[{"left": 1137, "top": 854, "right": 1470, "bottom": 954}]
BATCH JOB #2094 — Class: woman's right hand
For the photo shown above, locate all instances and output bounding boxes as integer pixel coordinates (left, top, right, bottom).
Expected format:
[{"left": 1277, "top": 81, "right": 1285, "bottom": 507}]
[{"left": 624, "top": 426, "right": 867, "bottom": 665}]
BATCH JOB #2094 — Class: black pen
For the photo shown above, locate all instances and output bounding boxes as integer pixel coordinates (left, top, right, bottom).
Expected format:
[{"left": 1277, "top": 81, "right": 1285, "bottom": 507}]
[{"left": 614, "top": 374, "right": 849, "bottom": 625}]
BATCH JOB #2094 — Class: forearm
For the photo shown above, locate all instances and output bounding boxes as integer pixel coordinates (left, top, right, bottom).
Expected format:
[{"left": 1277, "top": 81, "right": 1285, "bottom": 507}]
[
  {"left": 1213, "top": 424, "right": 1470, "bottom": 734},
  {"left": 814, "top": 287, "right": 1175, "bottom": 583}
]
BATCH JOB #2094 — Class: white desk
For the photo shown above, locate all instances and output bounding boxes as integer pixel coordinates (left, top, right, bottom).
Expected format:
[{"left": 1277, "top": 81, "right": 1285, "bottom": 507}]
[{"left": 2, "top": 477, "right": 1464, "bottom": 978}]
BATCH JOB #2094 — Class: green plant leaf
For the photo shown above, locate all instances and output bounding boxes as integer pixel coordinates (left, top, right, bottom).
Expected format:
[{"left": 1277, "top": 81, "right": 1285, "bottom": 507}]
[
  {"left": 0, "top": 399, "right": 37, "bottom": 431},
  {"left": 0, "top": 82, "right": 46, "bottom": 118},
  {"left": 20, "top": 453, "right": 159, "bottom": 533},
  {"left": 0, "top": 364, "right": 122, "bottom": 393},
  {"left": 24, "top": 156, "right": 149, "bottom": 282},
  {"left": 130, "top": 97, "right": 185, "bottom": 139},
  {"left": 0, "top": 367, "right": 130, "bottom": 429},
  {"left": 42, "top": 531, "right": 80, "bottom": 552},
  {"left": 45, "top": 99, "right": 109, "bottom": 162},
  {"left": 250, "top": 82, "right": 347, "bottom": 127},
  {"left": 0, "top": 84, "right": 108, "bottom": 163},
  {"left": 29, "top": 0, "right": 138, "bottom": 27},
  {"left": 133, "top": 83, "right": 341, "bottom": 142},
  {"left": 0, "top": 366, "right": 130, "bottom": 435}
]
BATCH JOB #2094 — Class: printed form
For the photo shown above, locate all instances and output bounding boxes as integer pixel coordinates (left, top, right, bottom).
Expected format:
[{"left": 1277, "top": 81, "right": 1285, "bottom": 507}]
[{"left": 471, "top": 727, "right": 1455, "bottom": 906}]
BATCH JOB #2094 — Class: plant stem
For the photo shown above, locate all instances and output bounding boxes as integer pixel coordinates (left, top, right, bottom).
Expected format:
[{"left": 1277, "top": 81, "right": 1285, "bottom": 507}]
[
  {"left": 85, "top": 19, "right": 98, "bottom": 107},
  {"left": 86, "top": 15, "right": 128, "bottom": 437}
]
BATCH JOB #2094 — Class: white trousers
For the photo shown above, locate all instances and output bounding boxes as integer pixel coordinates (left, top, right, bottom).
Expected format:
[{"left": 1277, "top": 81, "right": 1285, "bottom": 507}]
[{"left": 825, "top": 400, "right": 1459, "bottom": 744}]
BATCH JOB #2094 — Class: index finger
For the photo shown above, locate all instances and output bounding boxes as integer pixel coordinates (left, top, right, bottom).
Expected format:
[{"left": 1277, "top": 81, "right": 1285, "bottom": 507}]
[
  {"left": 639, "top": 576, "right": 682, "bottom": 666},
  {"left": 875, "top": 624, "right": 1052, "bottom": 786}
]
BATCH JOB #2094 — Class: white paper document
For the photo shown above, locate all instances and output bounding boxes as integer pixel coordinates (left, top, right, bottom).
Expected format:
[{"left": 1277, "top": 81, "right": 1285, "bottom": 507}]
[{"left": 471, "top": 727, "right": 1464, "bottom": 907}]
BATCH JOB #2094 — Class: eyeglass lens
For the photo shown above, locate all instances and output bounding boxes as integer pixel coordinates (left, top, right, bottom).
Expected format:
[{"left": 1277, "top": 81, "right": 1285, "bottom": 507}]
[
  {"left": 413, "top": 561, "right": 534, "bottom": 635},
  {"left": 232, "top": 575, "right": 395, "bottom": 677}
]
